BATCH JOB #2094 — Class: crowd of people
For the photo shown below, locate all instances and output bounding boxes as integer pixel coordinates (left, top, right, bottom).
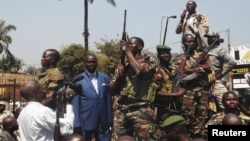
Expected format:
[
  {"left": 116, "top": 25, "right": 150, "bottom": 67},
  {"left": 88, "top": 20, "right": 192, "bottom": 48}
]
[{"left": 0, "top": 0, "right": 249, "bottom": 141}]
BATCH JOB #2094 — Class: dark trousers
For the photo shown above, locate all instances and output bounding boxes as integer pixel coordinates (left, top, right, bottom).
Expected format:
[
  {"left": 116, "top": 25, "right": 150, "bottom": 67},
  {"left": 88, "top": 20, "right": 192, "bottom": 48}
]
[
  {"left": 84, "top": 124, "right": 111, "bottom": 141},
  {"left": 85, "top": 129, "right": 99, "bottom": 141}
]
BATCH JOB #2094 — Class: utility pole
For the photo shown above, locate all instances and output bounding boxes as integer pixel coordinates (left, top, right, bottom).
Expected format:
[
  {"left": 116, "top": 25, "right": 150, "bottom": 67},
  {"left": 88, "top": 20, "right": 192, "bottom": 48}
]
[
  {"left": 227, "top": 28, "right": 231, "bottom": 53},
  {"left": 8, "top": 78, "right": 16, "bottom": 113}
]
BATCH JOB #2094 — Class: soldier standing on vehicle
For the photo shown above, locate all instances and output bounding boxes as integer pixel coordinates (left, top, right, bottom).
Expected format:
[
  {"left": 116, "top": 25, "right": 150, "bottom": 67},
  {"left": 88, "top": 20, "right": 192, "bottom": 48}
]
[
  {"left": 109, "top": 37, "right": 158, "bottom": 140},
  {"left": 206, "top": 32, "right": 237, "bottom": 113}
]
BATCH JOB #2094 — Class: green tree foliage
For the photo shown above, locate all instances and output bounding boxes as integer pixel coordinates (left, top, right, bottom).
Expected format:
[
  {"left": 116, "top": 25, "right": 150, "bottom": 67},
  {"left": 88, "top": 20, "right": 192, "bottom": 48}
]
[
  {"left": 57, "top": 37, "right": 157, "bottom": 79},
  {"left": 95, "top": 37, "right": 120, "bottom": 76},
  {"left": 24, "top": 65, "right": 40, "bottom": 75},
  {"left": 58, "top": 37, "right": 120, "bottom": 79},
  {"left": 0, "top": 56, "right": 24, "bottom": 73},
  {"left": 58, "top": 44, "right": 85, "bottom": 80},
  {"left": 0, "top": 20, "right": 23, "bottom": 73},
  {"left": 11, "top": 57, "right": 25, "bottom": 72}
]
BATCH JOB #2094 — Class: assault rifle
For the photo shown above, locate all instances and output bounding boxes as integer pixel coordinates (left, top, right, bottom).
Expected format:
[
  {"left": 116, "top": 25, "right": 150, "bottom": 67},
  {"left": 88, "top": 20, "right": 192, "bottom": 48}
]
[
  {"left": 54, "top": 76, "right": 83, "bottom": 141},
  {"left": 172, "top": 44, "right": 192, "bottom": 93},
  {"left": 181, "top": 37, "right": 220, "bottom": 81},
  {"left": 120, "top": 9, "right": 129, "bottom": 66},
  {"left": 54, "top": 86, "right": 64, "bottom": 141}
]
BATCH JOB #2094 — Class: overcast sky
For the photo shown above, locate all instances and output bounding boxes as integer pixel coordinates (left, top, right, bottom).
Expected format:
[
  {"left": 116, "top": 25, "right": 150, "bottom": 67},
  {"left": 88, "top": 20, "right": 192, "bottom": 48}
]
[{"left": 1, "top": 0, "right": 250, "bottom": 68}]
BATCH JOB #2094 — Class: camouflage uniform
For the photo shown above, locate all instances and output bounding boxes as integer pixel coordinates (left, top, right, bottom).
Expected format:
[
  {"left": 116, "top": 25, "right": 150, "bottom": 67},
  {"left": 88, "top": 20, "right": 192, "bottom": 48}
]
[
  {"left": 111, "top": 54, "right": 159, "bottom": 141},
  {"left": 153, "top": 64, "right": 182, "bottom": 117},
  {"left": 180, "top": 50, "right": 211, "bottom": 138},
  {"left": 38, "top": 67, "right": 63, "bottom": 110},
  {"left": 153, "top": 64, "right": 185, "bottom": 140},
  {"left": 205, "top": 111, "right": 248, "bottom": 126},
  {"left": 38, "top": 68, "right": 63, "bottom": 89}
]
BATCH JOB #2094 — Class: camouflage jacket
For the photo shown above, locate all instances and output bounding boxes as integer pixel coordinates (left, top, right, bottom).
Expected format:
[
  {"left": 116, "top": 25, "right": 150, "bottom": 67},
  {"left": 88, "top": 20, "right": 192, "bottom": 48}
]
[
  {"left": 38, "top": 67, "right": 63, "bottom": 90},
  {"left": 112, "top": 54, "right": 156, "bottom": 103},
  {"left": 205, "top": 111, "right": 248, "bottom": 127},
  {"left": 153, "top": 64, "right": 178, "bottom": 93},
  {"left": 180, "top": 50, "right": 212, "bottom": 90},
  {"left": 176, "top": 13, "right": 209, "bottom": 36}
]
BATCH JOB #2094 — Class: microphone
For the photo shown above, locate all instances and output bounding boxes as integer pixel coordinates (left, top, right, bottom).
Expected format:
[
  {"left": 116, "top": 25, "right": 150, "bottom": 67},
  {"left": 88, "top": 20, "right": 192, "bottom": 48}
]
[
  {"left": 180, "top": 8, "right": 187, "bottom": 20},
  {"left": 69, "top": 75, "right": 84, "bottom": 94},
  {"left": 163, "top": 15, "right": 177, "bottom": 18},
  {"left": 53, "top": 76, "right": 84, "bottom": 89},
  {"left": 183, "top": 8, "right": 188, "bottom": 14},
  {"left": 72, "top": 75, "right": 84, "bottom": 83}
]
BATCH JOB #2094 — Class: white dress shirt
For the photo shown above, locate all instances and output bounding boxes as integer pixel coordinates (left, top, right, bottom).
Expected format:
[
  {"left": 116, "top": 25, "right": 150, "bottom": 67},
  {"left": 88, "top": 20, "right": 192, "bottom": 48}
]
[
  {"left": 17, "top": 102, "right": 74, "bottom": 141},
  {"left": 87, "top": 71, "right": 98, "bottom": 94}
]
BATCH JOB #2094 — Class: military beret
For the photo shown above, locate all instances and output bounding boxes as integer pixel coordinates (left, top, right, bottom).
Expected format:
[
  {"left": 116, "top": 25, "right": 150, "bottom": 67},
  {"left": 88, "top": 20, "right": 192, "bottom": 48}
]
[
  {"left": 204, "top": 32, "right": 220, "bottom": 38},
  {"left": 156, "top": 45, "right": 171, "bottom": 50},
  {"left": 160, "top": 115, "right": 186, "bottom": 128}
]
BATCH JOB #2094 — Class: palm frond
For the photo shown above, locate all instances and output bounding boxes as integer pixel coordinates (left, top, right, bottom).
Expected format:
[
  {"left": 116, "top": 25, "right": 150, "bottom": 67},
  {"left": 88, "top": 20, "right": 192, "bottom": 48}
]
[
  {"left": 87, "top": 0, "right": 116, "bottom": 6},
  {"left": 3, "top": 45, "right": 14, "bottom": 60},
  {"left": 107, "top": 0, "right": 116, "bottom": 6}
]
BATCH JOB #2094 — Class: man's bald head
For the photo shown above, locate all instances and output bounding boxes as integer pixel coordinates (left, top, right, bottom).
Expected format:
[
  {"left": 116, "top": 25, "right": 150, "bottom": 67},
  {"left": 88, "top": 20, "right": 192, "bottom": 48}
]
[
  {"left": 222, "top": 113, "right": 242, "bottom": 125},
  {"left": 20, "top": 80, "right": 46, "bottom": 102}
]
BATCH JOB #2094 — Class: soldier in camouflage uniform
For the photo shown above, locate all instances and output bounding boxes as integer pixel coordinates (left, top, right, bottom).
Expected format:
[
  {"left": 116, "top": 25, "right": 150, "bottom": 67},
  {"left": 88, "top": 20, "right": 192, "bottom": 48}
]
[
  {"left": 109, "top": 37, "right": 158, "bottom": 141},
  {"left": 39, "top": 49, "right": 63, "bottom": 110},
  {"left": 153, "top": 45, "right": 186, "bottom": 140},
  {"left": 160, "top": 115, "right": 191, "bottom": 141},
  {"left": 179, "top": 33, "right": 211, "bottom": 138}
]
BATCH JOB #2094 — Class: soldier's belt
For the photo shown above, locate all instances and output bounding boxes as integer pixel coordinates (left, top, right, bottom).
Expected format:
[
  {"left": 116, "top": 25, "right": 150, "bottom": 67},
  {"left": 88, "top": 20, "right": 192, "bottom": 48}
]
[{"left": 118, "top": 94, "right": 146, "bottom": 104}]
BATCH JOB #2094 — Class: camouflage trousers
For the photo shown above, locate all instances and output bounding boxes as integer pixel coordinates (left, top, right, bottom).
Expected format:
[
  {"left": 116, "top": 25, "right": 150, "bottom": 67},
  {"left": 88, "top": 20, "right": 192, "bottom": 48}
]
[
  {"left": 112, "top": 102, "right": 160, "bottom": 141},
  {"left": 182, "top": 88, "right": 209, "bottom": 138}
]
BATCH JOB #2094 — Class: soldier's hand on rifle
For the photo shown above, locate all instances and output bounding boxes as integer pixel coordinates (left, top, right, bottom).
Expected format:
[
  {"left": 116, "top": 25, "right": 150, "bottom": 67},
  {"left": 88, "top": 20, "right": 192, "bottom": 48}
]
[
  {"left": 195, "top": 67, "right": 205, "bottom": 74},
  {"left": 183, "top": 68, "right": 195, "bottom": 74},
  {"left": 117, "top": 63, "right": 124, "bottom": 77},
  {"left": 120, "top": 40, "right": 129, "bottom": 51},
  {"left": 157, "top": 87, "right": 186, "bottom": 97}
]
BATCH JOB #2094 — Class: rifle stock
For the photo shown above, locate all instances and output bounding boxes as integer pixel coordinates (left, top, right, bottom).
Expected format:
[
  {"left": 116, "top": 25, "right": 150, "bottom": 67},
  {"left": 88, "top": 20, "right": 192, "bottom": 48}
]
[
  {"left": 120, "top": 9, "right": 129, "bottom": 65},
  {"left": 54, "top": 87, "right": 65, "bottom": 141},
  {"left": 54, "top": 124, "right": 61, "bottom": 141}
]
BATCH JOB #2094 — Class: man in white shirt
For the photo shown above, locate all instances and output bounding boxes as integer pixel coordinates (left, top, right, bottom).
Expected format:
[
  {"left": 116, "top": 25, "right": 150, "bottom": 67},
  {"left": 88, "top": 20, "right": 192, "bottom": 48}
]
[{"left": 17, "top": 80, "right": 74, "bottom": 141}]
